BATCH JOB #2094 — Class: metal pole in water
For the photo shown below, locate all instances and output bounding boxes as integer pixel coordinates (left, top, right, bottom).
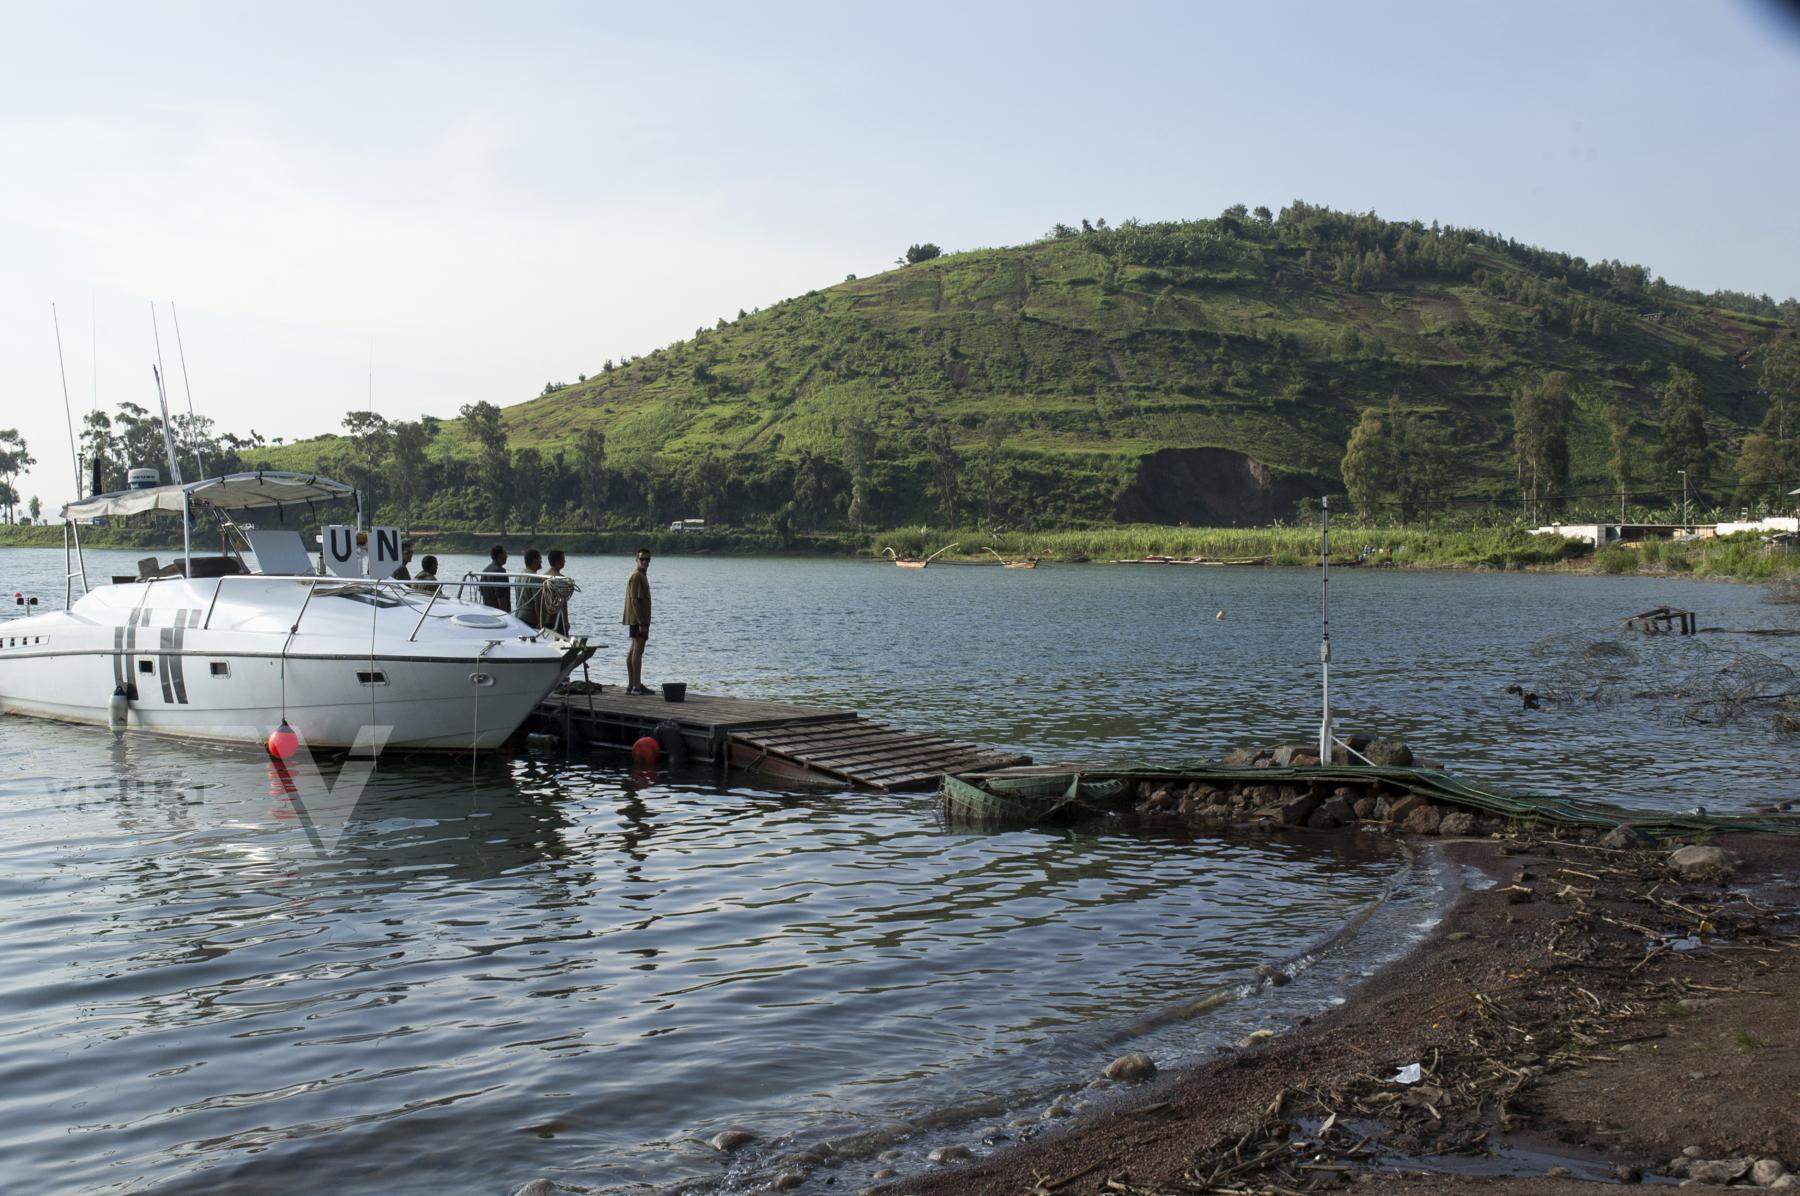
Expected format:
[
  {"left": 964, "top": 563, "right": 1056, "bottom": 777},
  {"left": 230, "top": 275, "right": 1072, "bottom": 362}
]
[{"left": 1318, "top": 495, "right": 1332, "bottom": 763}]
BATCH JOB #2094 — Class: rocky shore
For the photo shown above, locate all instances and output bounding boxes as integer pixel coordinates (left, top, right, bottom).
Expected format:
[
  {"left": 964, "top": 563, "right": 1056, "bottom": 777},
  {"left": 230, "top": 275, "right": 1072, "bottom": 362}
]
[
  {"left": 892, "top": 827, "right": 1800, "bottom": 1196},
  {"left": 1131, "top": 738, "right": 1494, "bottom": 838}
]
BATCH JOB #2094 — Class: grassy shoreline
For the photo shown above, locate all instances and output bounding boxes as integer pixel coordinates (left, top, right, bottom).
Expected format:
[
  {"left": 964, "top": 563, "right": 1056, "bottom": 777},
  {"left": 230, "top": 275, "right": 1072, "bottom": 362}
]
[{"left": 4, "top": 521, "right": 1795, "bottom": 581}]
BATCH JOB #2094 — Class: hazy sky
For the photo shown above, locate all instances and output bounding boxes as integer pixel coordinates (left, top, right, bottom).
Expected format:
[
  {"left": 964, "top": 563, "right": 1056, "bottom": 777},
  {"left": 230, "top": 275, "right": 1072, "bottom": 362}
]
[{"left": 4, "top": 0, "right": 1797, "bottom": 510}]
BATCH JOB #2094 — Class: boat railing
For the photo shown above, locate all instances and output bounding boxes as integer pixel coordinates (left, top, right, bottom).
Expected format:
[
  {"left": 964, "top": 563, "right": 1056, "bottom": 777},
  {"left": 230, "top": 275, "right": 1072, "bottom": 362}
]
[{"left": 173, "top": 571, "right": 556, "bottom": 643}]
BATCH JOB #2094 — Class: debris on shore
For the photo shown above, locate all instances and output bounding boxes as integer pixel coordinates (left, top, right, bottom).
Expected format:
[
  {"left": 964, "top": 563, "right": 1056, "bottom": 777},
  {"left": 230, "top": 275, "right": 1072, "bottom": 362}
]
[{"left": 900, "top": 832, "right": 1800, "bottom": 1196}]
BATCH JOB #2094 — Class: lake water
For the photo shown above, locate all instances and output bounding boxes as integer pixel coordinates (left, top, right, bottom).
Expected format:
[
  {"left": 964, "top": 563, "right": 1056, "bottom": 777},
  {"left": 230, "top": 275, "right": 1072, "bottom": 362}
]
[{"left": 1, "top": 549, "right": 1795, "bottom": 1194}]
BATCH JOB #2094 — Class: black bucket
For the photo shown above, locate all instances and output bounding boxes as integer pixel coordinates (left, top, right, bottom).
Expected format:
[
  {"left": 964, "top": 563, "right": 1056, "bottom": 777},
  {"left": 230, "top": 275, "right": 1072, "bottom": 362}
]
[{"left": 661, "top": 682, "right": 687, "bottom": 702}]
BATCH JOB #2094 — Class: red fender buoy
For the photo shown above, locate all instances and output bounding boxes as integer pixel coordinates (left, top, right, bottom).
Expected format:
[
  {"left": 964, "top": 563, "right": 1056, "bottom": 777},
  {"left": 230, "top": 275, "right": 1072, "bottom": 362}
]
[
  {"left": 267, "top": 720, "right": 300, "bottom": 760},
  {"left": 631, "top": 735, "right": 661, "bottom": 765}
]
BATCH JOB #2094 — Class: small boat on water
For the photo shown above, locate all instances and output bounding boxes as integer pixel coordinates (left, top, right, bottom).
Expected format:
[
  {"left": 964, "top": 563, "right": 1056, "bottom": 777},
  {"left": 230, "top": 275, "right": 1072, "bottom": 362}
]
[
  {"left": 883, "top": 543, "right": 958, "bottom": 569},
  {"left": 0, "top": 471, "right": 595, "bottom": 751},
  {"left": 982, "top": 547, "right": 1040, "bottom": 569},
  {"left": 940, "top": 771, "right": 1127, "bottom": 826}
]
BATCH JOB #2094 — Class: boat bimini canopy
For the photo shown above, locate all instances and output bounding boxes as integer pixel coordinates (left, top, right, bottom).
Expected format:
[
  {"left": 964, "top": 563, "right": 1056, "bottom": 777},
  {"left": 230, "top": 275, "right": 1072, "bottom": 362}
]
[{"left": 61, "top": 471, "right": 357, "bottom": 522}]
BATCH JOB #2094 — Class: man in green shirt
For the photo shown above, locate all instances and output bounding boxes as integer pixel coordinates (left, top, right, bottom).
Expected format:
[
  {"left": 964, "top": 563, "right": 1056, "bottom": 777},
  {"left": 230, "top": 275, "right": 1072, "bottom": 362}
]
[
  {"left": 623, "top": 549, "right": 652, "bottom": 695},
  {"left": 515, "top": 547, "right": 545, "bottom": 629}
]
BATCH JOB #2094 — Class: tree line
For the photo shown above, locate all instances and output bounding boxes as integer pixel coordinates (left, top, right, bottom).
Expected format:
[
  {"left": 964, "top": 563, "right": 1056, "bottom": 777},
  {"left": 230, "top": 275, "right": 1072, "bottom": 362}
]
[{"left": 1339, "top": 342, "right": 1800, "bottom": 524}]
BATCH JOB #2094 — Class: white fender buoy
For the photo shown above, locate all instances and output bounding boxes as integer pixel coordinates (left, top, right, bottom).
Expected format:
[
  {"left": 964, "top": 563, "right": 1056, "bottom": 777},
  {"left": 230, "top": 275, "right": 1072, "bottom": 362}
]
[
  {"left": 108, "top": 685, "right": 129, "bottom": 732},
  {"left": 1216, "top": 609, "right": 1226, "bottom": 621}
]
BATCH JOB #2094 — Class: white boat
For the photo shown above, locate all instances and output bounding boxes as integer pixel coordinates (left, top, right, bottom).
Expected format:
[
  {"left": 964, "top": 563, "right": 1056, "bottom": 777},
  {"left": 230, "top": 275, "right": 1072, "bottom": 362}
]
[{"left": 0, "top": 472, "right": 594, "bottom": 752}]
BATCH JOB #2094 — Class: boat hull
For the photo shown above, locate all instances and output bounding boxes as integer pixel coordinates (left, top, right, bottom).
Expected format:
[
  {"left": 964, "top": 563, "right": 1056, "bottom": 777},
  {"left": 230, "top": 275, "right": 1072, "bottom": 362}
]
[
  {"left": 0, "top": 652, "right": 564, "bottom": 750},
  {"left": 0, "top": 576, "right": 586, "bottom": 751}
]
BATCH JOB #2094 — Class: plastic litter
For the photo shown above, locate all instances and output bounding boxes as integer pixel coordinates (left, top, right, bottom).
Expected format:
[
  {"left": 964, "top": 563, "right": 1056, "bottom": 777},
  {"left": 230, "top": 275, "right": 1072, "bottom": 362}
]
[{"left": 1390, "top": 1063, "right": 1422, "bottom": 1084}]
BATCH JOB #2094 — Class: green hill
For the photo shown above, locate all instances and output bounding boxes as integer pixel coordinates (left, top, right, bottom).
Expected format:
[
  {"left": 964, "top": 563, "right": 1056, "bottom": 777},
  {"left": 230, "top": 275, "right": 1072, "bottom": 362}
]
[{"left": 260, "top": 201, "right": 1796, "bottom": 533}]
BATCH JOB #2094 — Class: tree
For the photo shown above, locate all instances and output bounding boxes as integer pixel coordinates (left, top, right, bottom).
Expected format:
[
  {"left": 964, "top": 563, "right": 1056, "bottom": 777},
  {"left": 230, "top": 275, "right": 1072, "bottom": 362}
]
[
  {"left": 1340, "top": 408, "right": 1393, "bottom": 518},
  {"left": 512, "top": 447, "right": 545, "bottom": 536},
  {"left": 341, "top": 411, "right": 391, "bottom": 519},
  {"left": 839, "top": 414, "right": 878, "bottom": 529},
  {"left": 922, "top": 419, "right": 961, "bottom": 525},
  {"left": 901, "top": 243, "right": 943, "bottom": 265},
  {"left": 1511, "top": 371, "right": 1573, "bottom": 522},
  {"left": 1605, "top": 397, "right": 1633, "bottom": 521},
  {"left": 1745, "top": 344, "right": 1800, "bottom": 499},
  {"left": 80, "top": 410, "right": 117, "bottom": 493},
  {"left": 28, "top": 495, "right": 41, "bottom": 523},
  {"left": 459, "top": 401, "right": 512, "bottom": 534},
  {"left": 684, "top": 452, "right": 727, "bottom": 523},
  {"left": 575, "top": 427, "right": 607, "bottom": 526},
  {"left": 1395, "top": 411, "right": 1452, "bottom": 526},
  {"left": 791, "top": 449, "right": 828, "bottom": 528},
  {"left": 978, "top": 415, "right": 1012, "bottom": 523},
  {"left": 1656, "top": 365, "right": 1711, "bottom": 501},
  {"left": 0, "top": 429, "right": 34, "bottom": 524},
  {"left": 389, "top": 420, "right": 431, "bottom": 526},
  {"left": 1339, "top": 399, "right": 1453, "bottom": 524}
]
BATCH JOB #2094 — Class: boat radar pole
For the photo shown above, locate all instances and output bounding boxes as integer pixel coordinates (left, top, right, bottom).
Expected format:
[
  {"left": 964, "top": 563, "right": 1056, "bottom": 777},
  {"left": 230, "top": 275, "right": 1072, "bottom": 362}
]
[{"left": 1318, "top": 495, "right": 1332, "bottom": 762}]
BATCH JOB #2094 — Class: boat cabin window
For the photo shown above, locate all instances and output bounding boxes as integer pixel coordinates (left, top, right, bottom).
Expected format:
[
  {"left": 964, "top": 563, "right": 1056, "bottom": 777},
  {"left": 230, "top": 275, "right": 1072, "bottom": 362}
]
[
  {"left": 357, "top": 670, "right": 388, "bottom": 685},
  {"left": 210, "top": 662, "right": 231, "bottom": 677},
  {"left": 138, "top": 660, "right": 154, "bottom": 674}
]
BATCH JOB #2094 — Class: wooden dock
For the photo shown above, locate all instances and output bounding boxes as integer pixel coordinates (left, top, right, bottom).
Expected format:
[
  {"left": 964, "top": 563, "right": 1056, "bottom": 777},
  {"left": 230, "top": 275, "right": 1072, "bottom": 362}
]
[{"left": 533, "top": 688, "right": 1029, "bottom": 791}]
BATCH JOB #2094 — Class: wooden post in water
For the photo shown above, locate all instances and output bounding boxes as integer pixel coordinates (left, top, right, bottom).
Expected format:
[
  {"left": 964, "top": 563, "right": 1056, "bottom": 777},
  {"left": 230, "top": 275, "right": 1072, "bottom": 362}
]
[{"left": 1318, "top": 496, "right": 1333, "bottom": 763}]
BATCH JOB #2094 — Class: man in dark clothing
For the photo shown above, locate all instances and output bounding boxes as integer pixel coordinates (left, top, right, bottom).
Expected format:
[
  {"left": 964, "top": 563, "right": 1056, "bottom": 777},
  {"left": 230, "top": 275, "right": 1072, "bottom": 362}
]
[
  {"left": 623, "top": 549, "right": 651, "bottom": 694},
  {"left": 392, "top": 541, "right": 414, "bottom": 581},
  {"left": 479, "top": 544, "right": 510, "bottom": 611}
]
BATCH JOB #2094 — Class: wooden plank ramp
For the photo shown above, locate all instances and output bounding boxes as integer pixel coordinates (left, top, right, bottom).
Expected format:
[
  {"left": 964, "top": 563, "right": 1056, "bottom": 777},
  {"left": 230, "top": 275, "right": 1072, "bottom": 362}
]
[
  {"left": 533, "top": 687, "right": 1029, "bottom": 790},
  {"left": 728, "top": 721, "right": 1029, "bottom": 791}
]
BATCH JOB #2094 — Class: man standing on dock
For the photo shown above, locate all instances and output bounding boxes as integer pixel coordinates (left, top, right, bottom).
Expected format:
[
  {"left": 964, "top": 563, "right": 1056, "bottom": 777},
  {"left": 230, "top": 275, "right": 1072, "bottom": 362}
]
[{"left": 623, "top": 549, "right": 652, "bottom": 695}]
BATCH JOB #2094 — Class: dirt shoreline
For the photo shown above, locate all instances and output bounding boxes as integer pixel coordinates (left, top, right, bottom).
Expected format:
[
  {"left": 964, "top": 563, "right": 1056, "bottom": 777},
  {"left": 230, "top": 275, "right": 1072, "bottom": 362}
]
[{"left": 892, "top": 831, "right": 1800, "bottom": 1195}]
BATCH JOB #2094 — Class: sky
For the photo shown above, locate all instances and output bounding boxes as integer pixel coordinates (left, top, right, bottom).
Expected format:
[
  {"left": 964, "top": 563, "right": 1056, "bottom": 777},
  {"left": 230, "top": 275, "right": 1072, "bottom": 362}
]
[{"left": 3, "top": 0, "right": 1798, "bottom": 512}]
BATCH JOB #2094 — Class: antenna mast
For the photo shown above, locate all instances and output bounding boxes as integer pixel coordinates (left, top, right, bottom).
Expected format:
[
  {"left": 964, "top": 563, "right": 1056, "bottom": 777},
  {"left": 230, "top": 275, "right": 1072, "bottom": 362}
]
[
  {"left": 149, "top": 303, "right": 183, "bottom": 486},
  {"left": 170, "top": 302, "right": 206, "bottom": 480},
  {"left": 53, "top": 304, "right": 81, "bottom": 495}
]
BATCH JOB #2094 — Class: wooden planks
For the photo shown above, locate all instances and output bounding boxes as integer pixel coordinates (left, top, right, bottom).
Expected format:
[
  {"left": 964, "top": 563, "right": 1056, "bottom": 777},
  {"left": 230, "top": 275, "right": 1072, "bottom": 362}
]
[
  {"left": 540, "top": 689, "right": 856, "bottom": 736},
  {"left": 729, "top": 721, "right": 1029, "bottom": 792},
  {"left": 536, "top": 686, "right": 1027, "bottom": 790}
]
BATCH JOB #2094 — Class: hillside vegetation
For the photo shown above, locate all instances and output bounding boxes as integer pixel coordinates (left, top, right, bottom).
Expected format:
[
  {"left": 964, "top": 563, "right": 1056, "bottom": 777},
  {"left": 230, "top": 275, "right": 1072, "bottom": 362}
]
[{"left": 233, "top": 202, "right": 1795, "bottom": 534}]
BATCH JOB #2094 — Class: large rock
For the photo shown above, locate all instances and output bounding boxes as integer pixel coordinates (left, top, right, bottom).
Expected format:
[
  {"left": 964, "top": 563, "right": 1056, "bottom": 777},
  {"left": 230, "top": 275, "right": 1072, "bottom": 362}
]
[
  {"left": 1402, "top": 804, "right": 1443, "bottom": 834},
  {"left": 1364, "top": 738, "right": 1414, "bottom": 767},
  {"left": 1600, "top": 823, "right": 1655, "bottom": 850},
  {"left": 1270, "top": 744, "right": 1310, "bottom": 767},
  {"left": 708, "top": 1129, "right": 756, "bottom": 1153},
  {"left": 1352, "top": 796, "right": 1377, "bottom": 820},
  {"left": 1222, "top": 746, "right": 1265, "bottom": 767},
  {"left": 1685, "top": 1158, "right": 1754, "bottom": 1185},
  {"left": 927, "top": 1145, "right": 972, "bottom": 1164},
  {"left": 1380, "top": 794, "right": 1425, "bottom": 822},
  {"left": 1439, "top": 811, "right": 1476, "bottom": 836},
  {"left": 1308, "top": 795, "right": 1356, "bottom": 829},
  {"left": 1104, "top": 1052, "right": 1157, "bottom": 1082},
  {"left": 512, "top": 1182, "right": 557, "bottom": 1196},
  {"left": 1667, "top": 845, "right": 1739, "bottom": 882},
  {"left": 1275, "top": 792, "right": 1322, "bottom": 826},
  {"left": 1752, "top": 1159, "right": 1790, "bottom": 1186}
]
